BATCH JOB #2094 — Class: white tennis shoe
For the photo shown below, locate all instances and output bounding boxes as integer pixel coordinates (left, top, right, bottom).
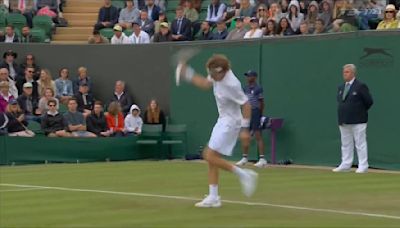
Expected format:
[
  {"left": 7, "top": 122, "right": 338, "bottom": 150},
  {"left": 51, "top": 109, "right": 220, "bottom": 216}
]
[
  {"left": 195, "top": 195, "right": 221, "bottom": 208},
  {"left": 239, "top": 169, "right": 258, "bottom": 197},
  {"left": 236, "top": 157, "right": 248, "bottom": 166}
]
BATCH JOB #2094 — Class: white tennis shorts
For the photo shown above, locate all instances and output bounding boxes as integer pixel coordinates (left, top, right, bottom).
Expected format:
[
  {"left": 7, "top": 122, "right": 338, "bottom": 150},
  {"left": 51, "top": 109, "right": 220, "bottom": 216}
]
[{"left": 208, "top": 119, "right": 241, "bottom": 156}]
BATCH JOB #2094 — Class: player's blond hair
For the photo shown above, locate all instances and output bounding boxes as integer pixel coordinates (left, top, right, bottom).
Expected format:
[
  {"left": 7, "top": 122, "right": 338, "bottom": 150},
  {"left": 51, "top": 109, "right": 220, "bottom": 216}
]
[{"left": 206, "top": 54, "right": 231, "bottom": 74}]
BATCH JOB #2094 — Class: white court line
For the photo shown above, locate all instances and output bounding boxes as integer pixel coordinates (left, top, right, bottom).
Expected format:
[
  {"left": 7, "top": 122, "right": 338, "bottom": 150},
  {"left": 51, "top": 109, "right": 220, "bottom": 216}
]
[
  {"left": 1, "top": 183, "right": 399, "bottom": 220},
  {"left": 0, "top": 187, "right": 44, "bottom": 193}
]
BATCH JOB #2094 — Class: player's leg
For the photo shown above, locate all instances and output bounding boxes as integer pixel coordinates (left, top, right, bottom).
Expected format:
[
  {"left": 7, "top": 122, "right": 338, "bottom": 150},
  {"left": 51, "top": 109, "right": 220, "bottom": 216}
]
[
  {"left": 254, "top": 130, "right": 267, "bottom": 168},
  {"left": 236, "top": 137, "right": 249, "bottom": 166}
]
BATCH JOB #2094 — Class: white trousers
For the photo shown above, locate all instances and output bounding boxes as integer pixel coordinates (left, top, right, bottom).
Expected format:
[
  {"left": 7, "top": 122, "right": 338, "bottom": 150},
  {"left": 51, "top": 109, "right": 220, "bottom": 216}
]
[{"left": 339, "top": 123, "right": 368, "bottom": 170}]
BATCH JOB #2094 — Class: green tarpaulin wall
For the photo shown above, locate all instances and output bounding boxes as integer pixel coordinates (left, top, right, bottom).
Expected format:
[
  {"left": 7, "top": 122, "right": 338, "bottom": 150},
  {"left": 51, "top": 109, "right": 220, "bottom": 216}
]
[{"left": 1, "top": 31, "right": 399, "bottom": 170}]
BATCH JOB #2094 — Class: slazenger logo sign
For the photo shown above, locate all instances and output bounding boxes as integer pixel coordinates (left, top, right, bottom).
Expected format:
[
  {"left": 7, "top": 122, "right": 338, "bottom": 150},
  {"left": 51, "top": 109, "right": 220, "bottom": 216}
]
[{"left": 359, "top": 48, "right": 394, "bottom": 68}]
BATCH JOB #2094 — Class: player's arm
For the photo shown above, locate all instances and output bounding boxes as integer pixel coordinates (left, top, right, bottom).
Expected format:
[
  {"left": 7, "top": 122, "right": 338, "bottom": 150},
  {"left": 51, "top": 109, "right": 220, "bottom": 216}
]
[{"left": 177, "top": 63, "right": 212, "bottom": 90}]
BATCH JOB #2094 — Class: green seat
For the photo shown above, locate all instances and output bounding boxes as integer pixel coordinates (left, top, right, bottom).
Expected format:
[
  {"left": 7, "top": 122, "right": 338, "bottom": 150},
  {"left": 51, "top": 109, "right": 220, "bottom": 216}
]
[
  {"left": 112, "top": 1, "right": 125, "bottom": 10},
  {"left": 6, "top": 13, "right": 27, "bottom": 31},
  {"left": 0, "top": 12, "right": 7, "bottom": 28},
  {"left": 167, "top": 11, "right": 176, "bottom": 23},
  {"left": 32, "top": 15, "right": 53, "bottom": 38},
  {"left": 28, "top": 120, "right": 42, "bottom": 134},
  {"left": 136, "top": 124, "right": 163, "bottom": 159},
  {"left": 123, "top": 28, "right": 133, "bottom": 37},
  {"left": 162, "top": 124, "right": 188, "bottom": 159},
  {"left": 167, "top": 0, "right": 180, "bottom": 11},
  {"left": 30, "top": 28, "right": 47, "bottom": 43},
  {"left": 58, "top": 104, "right": 68, "bottom": 114},
  {"left": 199, "top": 9, "right": 208, "bottom": 21},
  {"left": 99, "top": 28, "right": 114, "bottom": 40}
]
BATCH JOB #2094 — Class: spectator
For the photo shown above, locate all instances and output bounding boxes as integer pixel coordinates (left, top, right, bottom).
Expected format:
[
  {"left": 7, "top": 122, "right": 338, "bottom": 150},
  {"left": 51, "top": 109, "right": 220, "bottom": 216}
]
[
  {"left": 20, "top": 54, "right": 41, "bottom": 80},
  {"left": 226, "top": 16, "right": 247, "bottom": 40},
  {"left": 0, "top": 50, "right": 21, "bottom": 81},
  {"left": 154, "top": 11, "right": 168, "bottom": 34},
  {"left": 73, "top": 66, "right": 93, "bottom": 95},
  {"left": 244, "top": 17, "right": 263, "bottom": 38},
  {"left": 41, "top": 99, "right": 70, "bottom": 137},
  {"left": 9, "top": 0, "right": 35, "bottom": 27},
  {"left": 0, "top": 81, "right": 14, "bottom": 113},
  {"left": 86, "top": 100, "right": 111, "bottom": 137},
  {"left": 183, "top": 0, "right": 199, "bottom": 22},
  {"left": 37, "top": 0, "right": 58, "bottom": 14},
  {"left": 224, "top": 0, "right": 240, "bottom": 23},
  {"left": 105, "top": 101, "right": 125, "bottom": 137},
  {"left": 0, "top": 68, "right": 18, "bottom": 99},
  {"left": 154, "top": 0, "right": 166, "bottom": 11},
  {"left": 206, "top": 0, "right": 226, "bottom": 25},
  {"left": 124, "top": 104, "right": 143, "bottom": 135},
  {"left": 286, "top": 0, "right": 304, "bottom": 33},
  {"left": 0, "top": 0, "right": 9, "bottom": 13},
  {"left": 195, "top": 20, "right": 213, "bottom": 40},
  {"left": 16, "top": 66, "right": 39, "bottom": 98},
  {"left": 331, "top": 0, "right": 358, "bottom": 32},
  {"left": 268, "top": 3, "right": 283, "bottom": 22},
  {"left": 376, "top": 4, "right": 399, "bottom": 29},
  {"left": 238, "top": 0, "right": 255, "bottom": 18},
  {"left": 94, "top": 0, "right": 119, "bottom": 31},
  {"left": 88, "top": 30, "right": 110, "bottom": 44},
  {"left": 55, "top": 67, "right": 74, "bottom": 104},
  {"left": 299, "top": 21, "right": 310, "bottom": 35},
  {"left": 153, "top": 22, "right": 173, "bottom": 42},
  {"left": 0, "top": 25, "right": 19, "bottom": 43},
  {"left": 63, "top": 98, "right": 96, "bottom": 137},
  {"left": 5, "top": 100, "right": 35, "bottom": 137},
  {"left": 355, "top": 0, "right": 385, "bottom": 30},
  {"left": 134, "top": 0, "right": 145, "bottom": 10},
  {"left": 17, "top": 82, "right": 40, "bottom": 122},
  {"left": 20, "top": 26, "right": 33, "bottom": 43},
  {"left": 118, "top": 0, "right": 140, "bottom": 29},
  {"left": 38, "top": 87, "right": 59, "bottom": 114},
  {"left": 171, "top": 6, "right": 192, "bottom": 41},
  {"left": 110, "top": 80, "right": 132, "bottom": 116},
  {"left": 255, "top": 4, "right": 269, "bottom": 29},
  {"left": 180, "top": 0, "right": 201, "bottom": 13},
  {"left": 281, "top": 0, "right": 290, "bottom": 14},
  {"left": 277, "top": 17, "right": 295, "bottom": 36},
  {"left": 319, "top": 0, "right": 333, "bottom": 28},
  {"left": 74, "top": 82, "right": 94, "bottom": 117},
  {"left": 37, "top": 69, "right": 56, "bottom": 97},
  {"left": 136, "top": 10, "right": 155, "bottom": 36},
  {"left": 304, "top": 1, "right": 318, "bottom": 32},
  {"left": 264, "top": 19, "right": 277, "bottom": 37},
  {"left": 211, "top": 20, "right": 228, "bottom": 40},
  {"left": 314, "top": 18, "right": 326, "bottom": 34},
  {"left": 144, "top": 99, "right": 165, "bottom": 130},
  {"left": 144, "top": 0, "right": 160, "bottom": 21},
  {"left": 129, "top": 21, "right": 150, "bottom": 44},
  {"left": 110, "top": 25, "right": 130, "bottom": 44}
]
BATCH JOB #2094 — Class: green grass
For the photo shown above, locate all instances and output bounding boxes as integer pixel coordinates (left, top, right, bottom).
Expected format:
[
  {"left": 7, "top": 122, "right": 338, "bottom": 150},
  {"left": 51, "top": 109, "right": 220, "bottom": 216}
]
[{"left": 0, "top": 161, "right": 399, "bottom": 228}]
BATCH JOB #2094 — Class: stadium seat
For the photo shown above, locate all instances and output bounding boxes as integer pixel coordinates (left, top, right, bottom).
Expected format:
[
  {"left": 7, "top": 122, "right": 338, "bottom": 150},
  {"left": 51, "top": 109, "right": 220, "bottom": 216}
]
[
  {"left": 112, "top": 0, "right": 125, "bottom": 10},
  {"left": 6, "top": 13, "right": 27, "bottom": 31},
  {"left": 199, "top": 9, "right": 208, "bottom": 21},
  {"left": 99, "top": 28, "right": 114, "bottom": 40},
  {"left": 30, "top": 28, "right": 48, "bottom": 43},
  {"left": 28, "top": 120, "right": 42, "bottom": 134},
  {"left": 136, "top": 124, "right": 163, "bottom": 158},
  {"left": 123, "top": 28, "right": 133, "bottom": 36},
  {"left": 161, "top": 124, "right": 187, "bottom": 159},
  {"left": 167, "top": 0, "right": 180, "bottom": 11},
  {"left": 58, "top": 104, "right": 68, "bottom": 114},
  {"left": 32, "top": 15, "right": 53, "bottom": 38},
  {"left": 0, "top": 13, "right": 6, "bottom": 28}
]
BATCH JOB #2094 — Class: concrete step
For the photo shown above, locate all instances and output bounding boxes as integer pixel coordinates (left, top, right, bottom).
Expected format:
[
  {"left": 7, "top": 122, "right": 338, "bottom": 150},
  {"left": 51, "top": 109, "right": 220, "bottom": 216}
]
[
  {"left": 68, "top": 20, "right": 96, "bottom": 27},
  {"left": 51, "top": 40, "right": 88, "bottom": 44},
  {"left": 64, "top": 7, "right": 99, "bottom": 13},
  {"left": 52, "top": 34, "right": 90, "bottom": 41},
  {"left": 63, "top": 13, "right": 98, "bottom": 21},
  {"left": 56, "top": 27, "right": 93, "bottom": 35}
]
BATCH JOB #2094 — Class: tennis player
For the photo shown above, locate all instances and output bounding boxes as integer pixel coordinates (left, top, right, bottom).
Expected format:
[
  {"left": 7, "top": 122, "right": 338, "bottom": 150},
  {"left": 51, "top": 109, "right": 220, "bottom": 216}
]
[{"left": 176, "top": 54, "right": 258, "bottom": 208}]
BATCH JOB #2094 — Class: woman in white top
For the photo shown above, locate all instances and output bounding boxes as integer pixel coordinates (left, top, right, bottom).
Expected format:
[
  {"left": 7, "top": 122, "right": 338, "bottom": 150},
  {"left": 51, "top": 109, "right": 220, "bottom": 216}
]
[
  {"left": 37, "top": 69, "right": 56, "bottom": 98},
  {"left": 286, "top": 0, "right": 304, "bottom": 33},
  {"left": 244, "top": 18, "right": 263, "bottom": 39},
  {"left": 129, "top": 22, "right": 150, "bottom": 44}
]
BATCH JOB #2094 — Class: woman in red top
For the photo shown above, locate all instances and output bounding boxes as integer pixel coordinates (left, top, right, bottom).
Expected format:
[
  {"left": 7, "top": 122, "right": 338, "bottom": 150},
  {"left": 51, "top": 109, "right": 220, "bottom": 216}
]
[{"left": 105, "top": 101, "right": 125, "bottom": 137}]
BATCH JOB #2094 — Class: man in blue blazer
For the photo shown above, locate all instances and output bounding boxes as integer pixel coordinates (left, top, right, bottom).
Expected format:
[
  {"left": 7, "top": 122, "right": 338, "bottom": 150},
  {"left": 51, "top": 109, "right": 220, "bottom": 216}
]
[
  {"left": 143, "top": 0, "right": 160, "bottom": 21},
  {"left": 333, "top": 64, "right": 373, "bottom": 174},
  {"left": 171, "top": 6, "right": 192, "bottom": 41},
  {"left": 94, "top": 0, "right": 120, "bottom": 31}
]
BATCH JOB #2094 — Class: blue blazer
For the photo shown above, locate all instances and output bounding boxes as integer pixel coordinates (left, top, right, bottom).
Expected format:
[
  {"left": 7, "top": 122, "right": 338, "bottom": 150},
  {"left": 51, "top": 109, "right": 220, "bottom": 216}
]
[
  {"left": 171, "top": 17, "right": 192, "bottom": 41},
  {"left": 337, "top": 79, "right": 373, "bottom": 125},
  {"left": 144, "top": 5, "right": 160, "bottom": 21},
  {"left": 97, "top": 6, "right": 119, "bottom": 25}
]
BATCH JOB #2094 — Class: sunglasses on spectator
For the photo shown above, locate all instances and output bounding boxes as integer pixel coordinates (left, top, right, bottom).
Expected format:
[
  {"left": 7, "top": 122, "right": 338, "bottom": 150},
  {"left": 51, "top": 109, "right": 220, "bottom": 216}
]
[
  {"left": 385, "top": 11, "right": 395, "bottom": 13},
  {"left": 48, "top": 105, "right": 56, "bottom": 107},
  {"left": 258, "top": 9, "right": 265, "bottom": 11},
  {"left": 28, "top": 71, "right": 34, "bottom": 73}
]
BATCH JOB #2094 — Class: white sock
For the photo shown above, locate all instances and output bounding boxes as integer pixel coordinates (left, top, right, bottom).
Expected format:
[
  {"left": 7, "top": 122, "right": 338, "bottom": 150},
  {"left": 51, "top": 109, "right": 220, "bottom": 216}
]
[
  {"left": 233, "top": 166, "right": 247, "bottom": 179},
  {"left": 209, "top": 185, "right": 218, "bottom": 198}
]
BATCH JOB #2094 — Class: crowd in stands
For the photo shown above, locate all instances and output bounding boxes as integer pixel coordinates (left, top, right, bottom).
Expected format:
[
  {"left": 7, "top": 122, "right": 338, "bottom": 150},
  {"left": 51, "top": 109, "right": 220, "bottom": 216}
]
[
  {"left": 0, "top": 49, "right": 167, "bottom": 137},
  {"left": 87, "top": 0, "right": 400, "bottom": 44},
  {"left": 0, "top": 0, "right": 67, "bottom": 42}
]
